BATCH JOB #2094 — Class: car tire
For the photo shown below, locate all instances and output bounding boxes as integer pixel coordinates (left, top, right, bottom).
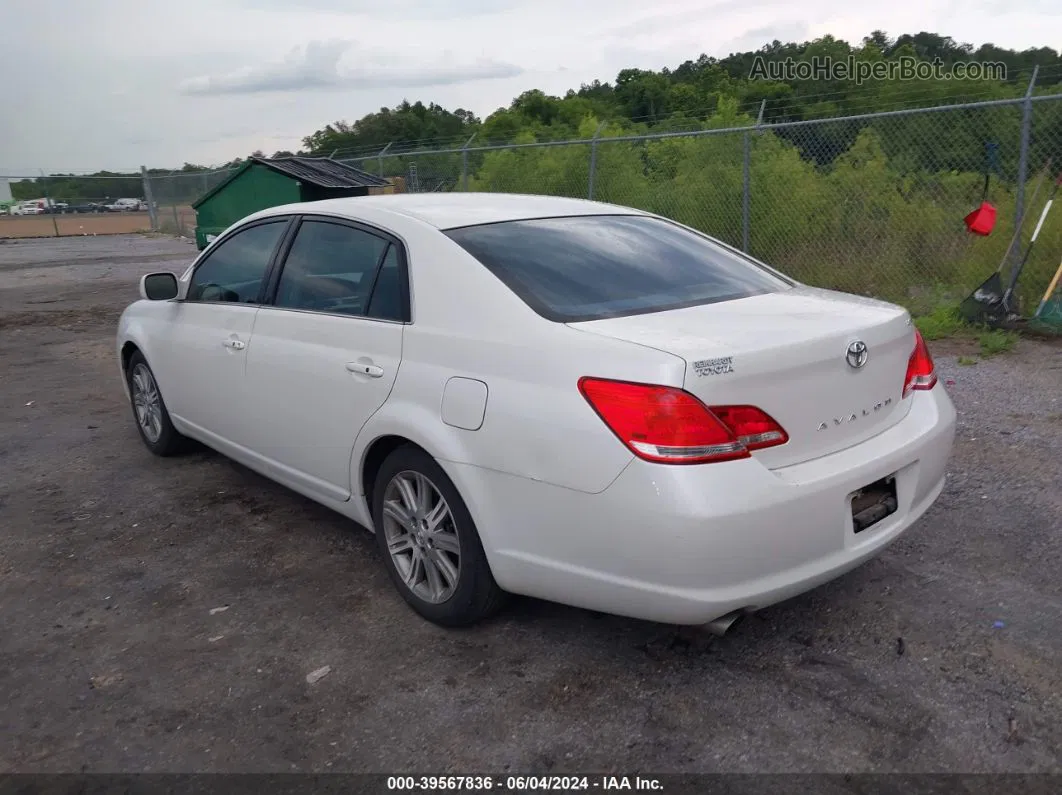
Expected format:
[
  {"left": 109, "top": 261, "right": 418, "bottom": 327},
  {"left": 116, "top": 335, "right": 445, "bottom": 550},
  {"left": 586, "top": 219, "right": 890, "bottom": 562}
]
[
  {"left": 125, "top": 351, "right": 188, "bottom": 456},
  {"left": 372, "top": 445, "right": 507, "bottom": 627}
]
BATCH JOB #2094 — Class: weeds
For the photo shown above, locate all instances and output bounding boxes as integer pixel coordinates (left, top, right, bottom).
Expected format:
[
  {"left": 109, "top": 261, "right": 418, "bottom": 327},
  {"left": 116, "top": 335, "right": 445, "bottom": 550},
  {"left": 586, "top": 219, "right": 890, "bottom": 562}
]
[
  {"left": 912, "top": 302, "right": 1020, "bottom": 357},
  {"left": 915, "top": 306, "right": 966, "bottom": 341},
  {"left": 977, "top": 329, "right": 1019, "bottom": 356}
]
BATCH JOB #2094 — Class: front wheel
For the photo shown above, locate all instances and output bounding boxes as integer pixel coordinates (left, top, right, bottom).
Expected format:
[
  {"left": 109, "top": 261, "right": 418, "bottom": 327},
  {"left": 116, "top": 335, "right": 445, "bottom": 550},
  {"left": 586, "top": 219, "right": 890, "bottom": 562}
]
[
  {"left": 372, "top": 445, "right": 506, "bottom": 626},
  {"left": 126, "top": 352, "right": 187, "bottom": 456}
]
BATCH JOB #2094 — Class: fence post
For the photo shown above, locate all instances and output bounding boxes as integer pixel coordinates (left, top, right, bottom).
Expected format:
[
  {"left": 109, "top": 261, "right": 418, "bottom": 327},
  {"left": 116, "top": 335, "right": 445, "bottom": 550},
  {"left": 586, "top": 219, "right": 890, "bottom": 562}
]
[
  {"left": 377, "top": 142, "right": 393, "bottom": 177},
  {"left": 39, "top": 170, "right": 59, "bottom": 237},
  {"left": 461, "top": 134, "right": 476, "bottom": 191},
  {"left": 588, "top": 121, "right": 607, "bottom": 200},
  {"left": 172, "top": 202, "right": 181, "bottom": 236},
  {"left": 742, "top": 100, "right": 766, "bottom": 254},
  {"left": 1010, "top": 66, "right": 1039, "bottom": 271},
  {"left": 141, "top": 166, "right": 159, "bottom": 231}
]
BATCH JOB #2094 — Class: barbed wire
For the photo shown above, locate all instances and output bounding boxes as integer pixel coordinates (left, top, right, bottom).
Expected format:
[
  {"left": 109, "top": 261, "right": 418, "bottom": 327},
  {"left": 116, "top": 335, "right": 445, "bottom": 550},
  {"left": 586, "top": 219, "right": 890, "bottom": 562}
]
[{"left": 325, "top": 80, "right": 1042, "bottom": 158}]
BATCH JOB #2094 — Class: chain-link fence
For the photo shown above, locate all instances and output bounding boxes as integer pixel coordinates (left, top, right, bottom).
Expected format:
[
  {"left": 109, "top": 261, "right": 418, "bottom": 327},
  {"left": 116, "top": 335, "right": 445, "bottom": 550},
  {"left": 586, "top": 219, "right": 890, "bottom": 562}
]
[
  {"left": 0, "top": 173, "right": 154, "bottom": 237},
  {"left": 10, "top": 90, "right": 1062, "bottom": 313},
  {"left": 146, "top": 167, "right": 238, "bottom": 237},
  {"left": 0, "top": 167, "right": 237, "bottom": 239},
  {"left": 323, "top": 91, "right": 1062, "bottom": 311}
]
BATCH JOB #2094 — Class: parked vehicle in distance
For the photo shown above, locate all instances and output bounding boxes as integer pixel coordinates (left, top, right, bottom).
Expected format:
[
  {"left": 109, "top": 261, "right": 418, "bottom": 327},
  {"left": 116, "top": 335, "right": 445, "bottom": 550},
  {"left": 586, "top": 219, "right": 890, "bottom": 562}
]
[
  {"left": 66, "top": 201, "right": 108, "bottom": 214},
  {"left": 105, "top": 198, "right": 147, "bottom": 212},
  {"left": 10, "top": 200, "right": 46, "bottom": 215},
  {"left": 116, "top": 194, "right": 957, "bottom": 631},
  {"left": 10, "top": 198, "right": 70, "bottom": 214}
]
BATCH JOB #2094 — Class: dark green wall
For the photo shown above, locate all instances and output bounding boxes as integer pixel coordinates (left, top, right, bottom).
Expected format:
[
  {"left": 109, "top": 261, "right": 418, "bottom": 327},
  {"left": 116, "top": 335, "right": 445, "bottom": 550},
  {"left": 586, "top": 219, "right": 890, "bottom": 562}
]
[{"left": 194, "top": 165, "right": 300, "bottom": 249}]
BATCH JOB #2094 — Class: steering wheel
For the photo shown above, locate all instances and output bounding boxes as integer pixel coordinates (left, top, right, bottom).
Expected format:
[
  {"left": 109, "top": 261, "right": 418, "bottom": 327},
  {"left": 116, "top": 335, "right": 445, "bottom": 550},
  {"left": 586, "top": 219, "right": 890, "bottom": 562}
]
[{"left": 197, "top": 284, "right": 239, "bottom": 302}]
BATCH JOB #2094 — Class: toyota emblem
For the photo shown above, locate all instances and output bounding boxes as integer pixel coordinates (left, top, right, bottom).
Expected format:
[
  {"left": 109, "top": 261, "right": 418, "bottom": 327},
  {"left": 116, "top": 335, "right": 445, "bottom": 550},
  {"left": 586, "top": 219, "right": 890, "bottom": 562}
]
[{"left": 846, "top": 340, "right": 868, "bottom": 369}]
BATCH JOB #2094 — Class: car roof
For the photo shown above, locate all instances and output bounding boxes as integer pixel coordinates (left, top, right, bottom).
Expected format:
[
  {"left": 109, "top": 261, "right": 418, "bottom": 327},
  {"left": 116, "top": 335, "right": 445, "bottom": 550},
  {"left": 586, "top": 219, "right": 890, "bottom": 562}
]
[{"left": 249, "top": 192, "right": 648, "bottom": 231}]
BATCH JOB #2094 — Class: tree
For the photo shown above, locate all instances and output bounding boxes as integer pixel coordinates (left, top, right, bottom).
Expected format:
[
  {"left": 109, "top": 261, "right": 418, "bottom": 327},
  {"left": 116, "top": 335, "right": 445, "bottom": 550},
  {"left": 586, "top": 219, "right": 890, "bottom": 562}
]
[
  {"left": 615, "top": 69, "right": 671, "bottom": 121},
  {"left": 301, "top": 100, "right": 479, "bottom": 156}
]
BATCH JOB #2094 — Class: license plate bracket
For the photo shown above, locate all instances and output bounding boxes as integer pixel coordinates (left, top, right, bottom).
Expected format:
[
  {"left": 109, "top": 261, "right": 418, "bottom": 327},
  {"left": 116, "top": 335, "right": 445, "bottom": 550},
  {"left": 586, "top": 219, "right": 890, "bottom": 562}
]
[{"left": 850, "top": 475, "right": 898, "bottom": 533}]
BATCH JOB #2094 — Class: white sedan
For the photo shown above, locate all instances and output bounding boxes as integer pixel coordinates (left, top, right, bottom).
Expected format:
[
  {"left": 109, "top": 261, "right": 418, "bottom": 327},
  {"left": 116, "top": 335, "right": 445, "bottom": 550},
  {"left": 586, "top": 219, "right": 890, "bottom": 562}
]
[{"left": 116, "top": 193, "right": 956, "bottom": 632}]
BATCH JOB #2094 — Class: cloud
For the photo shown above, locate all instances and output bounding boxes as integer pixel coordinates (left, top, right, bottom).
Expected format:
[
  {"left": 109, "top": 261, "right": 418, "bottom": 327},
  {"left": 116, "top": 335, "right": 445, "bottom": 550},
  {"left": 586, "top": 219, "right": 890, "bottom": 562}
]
[
  {"left": 179, "top": 40, "right": 523, "bottom": 95},
  {"left": 237, "top": 0, "right": 520, "bottom": 19},
  {"left": 5, "top": 0, "right": 1062, "bottom": 171},
  {"left": 607, "top": 1, "right": 780, "bottom": 40},
  {"left": 180, "top": 40, "right": 348, "bottom": 94},
  {"left": 976, "top": 0, "right": 1062, "bottom": 13},
  {"left": 726, "top": 22, "right": 812, "bottom": 54}
]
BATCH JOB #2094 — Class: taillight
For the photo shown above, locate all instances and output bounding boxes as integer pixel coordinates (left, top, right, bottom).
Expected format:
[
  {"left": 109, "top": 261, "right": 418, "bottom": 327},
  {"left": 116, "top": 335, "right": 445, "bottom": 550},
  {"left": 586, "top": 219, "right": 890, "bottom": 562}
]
[
  {"left": 903, "top": 330, "right": 937, "bottom": 398},
  {"left": 709, "top": 405, "right": 789, "bottom": 450},
  {"left": 577, "top": 377, "right": 787, "bottom": 465}
]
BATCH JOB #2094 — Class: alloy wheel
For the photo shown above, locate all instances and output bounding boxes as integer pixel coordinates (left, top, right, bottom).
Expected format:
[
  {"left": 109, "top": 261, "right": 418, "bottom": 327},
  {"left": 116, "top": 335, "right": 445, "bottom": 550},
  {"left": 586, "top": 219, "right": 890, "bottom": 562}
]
[
  {"left": 381, "top": 470, "right": 462, "bottom": 604},
  {"left": 131, "top": 363, "right": 163, "bottom": 443}
]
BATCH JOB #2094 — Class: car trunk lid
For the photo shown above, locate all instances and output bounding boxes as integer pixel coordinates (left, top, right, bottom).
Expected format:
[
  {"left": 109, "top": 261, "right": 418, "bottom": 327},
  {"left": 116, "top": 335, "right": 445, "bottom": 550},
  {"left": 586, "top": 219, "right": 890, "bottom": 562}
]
[{"left": 568, "top": 286, "right": 917, "bottom": 469}]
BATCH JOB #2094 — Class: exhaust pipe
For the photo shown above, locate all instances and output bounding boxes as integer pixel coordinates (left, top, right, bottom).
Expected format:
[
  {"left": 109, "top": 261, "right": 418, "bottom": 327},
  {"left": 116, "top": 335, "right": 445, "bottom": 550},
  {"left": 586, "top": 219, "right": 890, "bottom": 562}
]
[{"left": 705, "top": 609, "right": 746, "bottom": 637}]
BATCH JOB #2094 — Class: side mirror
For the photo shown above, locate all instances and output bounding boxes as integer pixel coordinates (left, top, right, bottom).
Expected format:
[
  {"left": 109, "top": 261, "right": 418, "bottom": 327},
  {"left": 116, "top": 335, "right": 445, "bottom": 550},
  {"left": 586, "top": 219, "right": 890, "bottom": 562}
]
[{"left": 140, "top": 272, "right": 179, "bottom": 301}]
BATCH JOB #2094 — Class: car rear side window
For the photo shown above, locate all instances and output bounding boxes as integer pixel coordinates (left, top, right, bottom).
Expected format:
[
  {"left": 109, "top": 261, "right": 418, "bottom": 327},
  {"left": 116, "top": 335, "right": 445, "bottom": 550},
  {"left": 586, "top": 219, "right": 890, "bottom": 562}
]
[
  {"left": 274, "top": 220, "right": 390, "bottom": 317},
  {"left": 366, "top": 245, "right": 404, "bottom": 321},
  {"left": 187, "top": 220, "right": 288, "bottom": 304},
  {"left": 444, "top": 214, "right": 792, "bottom": 322}
]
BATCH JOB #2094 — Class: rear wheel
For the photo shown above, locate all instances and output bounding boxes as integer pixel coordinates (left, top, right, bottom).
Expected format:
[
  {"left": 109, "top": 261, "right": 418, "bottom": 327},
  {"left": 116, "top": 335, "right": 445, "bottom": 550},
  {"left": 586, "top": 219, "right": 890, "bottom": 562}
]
[
  {"left": 126, "top": 351, "right": 187, "bottom": 456},
  {"left": 372, "top": 445, "right": 506, "bottom": 626}
]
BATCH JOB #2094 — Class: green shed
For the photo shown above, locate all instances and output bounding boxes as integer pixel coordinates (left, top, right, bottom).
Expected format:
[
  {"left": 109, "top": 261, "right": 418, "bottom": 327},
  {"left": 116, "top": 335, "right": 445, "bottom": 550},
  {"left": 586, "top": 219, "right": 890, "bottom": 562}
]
[{"left": 191, "top": 156, "right": 392, "bottom": 249}]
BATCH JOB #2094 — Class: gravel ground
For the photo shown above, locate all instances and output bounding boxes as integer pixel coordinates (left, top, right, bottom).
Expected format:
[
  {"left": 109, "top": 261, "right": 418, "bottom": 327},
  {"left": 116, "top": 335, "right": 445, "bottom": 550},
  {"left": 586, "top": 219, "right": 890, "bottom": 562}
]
[{"left": 1, "top": 235, "right": 1060, "bottom": 775}]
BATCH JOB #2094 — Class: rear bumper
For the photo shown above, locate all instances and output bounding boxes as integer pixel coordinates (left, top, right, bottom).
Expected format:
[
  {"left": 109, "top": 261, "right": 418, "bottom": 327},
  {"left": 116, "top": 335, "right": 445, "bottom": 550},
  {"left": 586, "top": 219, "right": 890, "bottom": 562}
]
[{"left": 443, "top": 385, "right": 957, "bottom": 625}]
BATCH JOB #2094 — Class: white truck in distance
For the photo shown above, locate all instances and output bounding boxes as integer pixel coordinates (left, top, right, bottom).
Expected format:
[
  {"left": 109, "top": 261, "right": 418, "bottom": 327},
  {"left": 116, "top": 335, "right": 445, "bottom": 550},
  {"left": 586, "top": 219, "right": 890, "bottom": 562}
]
[{"left": 105, "top": 198, "right": 147, "bottom": 212}]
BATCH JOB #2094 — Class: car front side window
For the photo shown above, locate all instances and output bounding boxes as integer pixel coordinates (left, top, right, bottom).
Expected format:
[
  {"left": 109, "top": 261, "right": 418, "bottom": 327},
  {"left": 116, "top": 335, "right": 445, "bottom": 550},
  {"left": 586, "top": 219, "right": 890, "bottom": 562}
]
[
  {"left": 273, "top": 220, "right": 390, "bottom": 317},
  {"left": 186, "top": 220, "right": 288, "bottom": 304}
]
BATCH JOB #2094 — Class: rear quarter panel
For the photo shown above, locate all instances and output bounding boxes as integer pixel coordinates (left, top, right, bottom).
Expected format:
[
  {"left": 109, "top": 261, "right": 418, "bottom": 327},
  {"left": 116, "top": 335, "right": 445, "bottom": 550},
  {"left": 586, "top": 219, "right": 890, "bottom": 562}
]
[
  {"left": 374, "top": 322, "right": 686, "bottom": 495},
  {"left": 351, "top": 222, "right": 687, "bottom": 497}
]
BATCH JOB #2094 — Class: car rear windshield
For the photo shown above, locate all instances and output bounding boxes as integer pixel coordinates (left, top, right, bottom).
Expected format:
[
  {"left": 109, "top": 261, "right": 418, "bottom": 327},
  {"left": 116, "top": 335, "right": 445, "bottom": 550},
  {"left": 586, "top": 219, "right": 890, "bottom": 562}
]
[{"left": 443, "top": 214, "right": 792, "bottom": 322}]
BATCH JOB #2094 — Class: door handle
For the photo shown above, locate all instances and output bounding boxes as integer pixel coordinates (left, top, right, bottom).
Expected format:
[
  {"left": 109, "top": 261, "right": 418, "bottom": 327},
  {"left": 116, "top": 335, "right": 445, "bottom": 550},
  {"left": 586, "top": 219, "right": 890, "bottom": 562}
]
[
  {"left": 346, "top": 362, "right": 384, "bottom": 378},
  {"left": 223, "top": 339, "right": 246, "bottom": 350}
]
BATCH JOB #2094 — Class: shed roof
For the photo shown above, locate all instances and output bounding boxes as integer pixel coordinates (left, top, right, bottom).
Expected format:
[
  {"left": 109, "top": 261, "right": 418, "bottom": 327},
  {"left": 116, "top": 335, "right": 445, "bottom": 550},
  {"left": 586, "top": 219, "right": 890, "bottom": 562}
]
[
  {"left": 259, "top": 156, "right": 392, "bottom": 189},
  {"left": 192, "top": 156, "right": 391, "bottom": 208}
]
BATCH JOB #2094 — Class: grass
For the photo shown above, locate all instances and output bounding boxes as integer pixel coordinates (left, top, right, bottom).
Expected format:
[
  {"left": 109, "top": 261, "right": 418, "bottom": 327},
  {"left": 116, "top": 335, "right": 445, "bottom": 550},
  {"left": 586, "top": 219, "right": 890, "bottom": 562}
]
[
  {"left": 912, "top": 302, "right": 1020, "bottom": 357},
  {"left": 957, "top": 355, "right": 979, "bottom": 366},
  {"left": 977, "top": 329, "right": 1019, "bottom": 356},
  {"left": 914, "top": 305, "right": 967, "bottom": 341}
]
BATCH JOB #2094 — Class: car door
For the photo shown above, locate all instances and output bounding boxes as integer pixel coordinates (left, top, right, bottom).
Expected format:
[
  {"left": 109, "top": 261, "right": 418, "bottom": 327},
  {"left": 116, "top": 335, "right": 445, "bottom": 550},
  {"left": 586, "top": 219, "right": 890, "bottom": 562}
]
[
  {"left": 241, "top": 216, "right": 409, "bottom": 502},
  {"left": 150, "top": 217, "right": 291, "bottom": 444}
]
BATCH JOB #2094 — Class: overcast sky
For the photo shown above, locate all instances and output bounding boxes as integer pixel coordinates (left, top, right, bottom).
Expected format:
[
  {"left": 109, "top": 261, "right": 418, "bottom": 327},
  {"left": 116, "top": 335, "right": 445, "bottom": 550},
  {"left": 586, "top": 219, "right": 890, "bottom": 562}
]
[{"left": 1, "top": 0, "right": 1060, "bottom": 174}]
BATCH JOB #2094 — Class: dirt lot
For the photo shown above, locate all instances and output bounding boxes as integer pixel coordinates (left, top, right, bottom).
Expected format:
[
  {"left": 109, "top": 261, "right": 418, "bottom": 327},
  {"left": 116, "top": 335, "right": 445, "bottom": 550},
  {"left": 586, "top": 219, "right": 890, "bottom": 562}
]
[
  {"left": 1, "top": 234, "right": 1061, "bottom": 775},
  {"left": 0, "top": 208, "right": 194, "bottom": 239}
]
